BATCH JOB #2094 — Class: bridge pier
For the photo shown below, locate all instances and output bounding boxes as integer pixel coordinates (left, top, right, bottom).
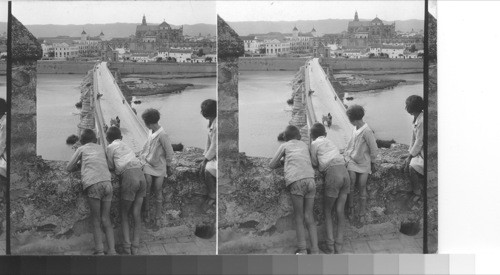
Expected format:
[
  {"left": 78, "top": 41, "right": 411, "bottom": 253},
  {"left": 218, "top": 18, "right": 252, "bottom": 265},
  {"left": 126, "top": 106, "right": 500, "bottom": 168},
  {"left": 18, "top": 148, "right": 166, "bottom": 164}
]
[{"left": 217, "top": 16, "right": 244, "bottom": 193}]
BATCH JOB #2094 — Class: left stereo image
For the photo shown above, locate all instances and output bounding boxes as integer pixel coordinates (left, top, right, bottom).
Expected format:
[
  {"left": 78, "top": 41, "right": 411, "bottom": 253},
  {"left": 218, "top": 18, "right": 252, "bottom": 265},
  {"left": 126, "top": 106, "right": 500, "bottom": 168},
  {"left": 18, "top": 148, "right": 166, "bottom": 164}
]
[{"left": 7, "top": 1, "right": 217, "bottom": 255}]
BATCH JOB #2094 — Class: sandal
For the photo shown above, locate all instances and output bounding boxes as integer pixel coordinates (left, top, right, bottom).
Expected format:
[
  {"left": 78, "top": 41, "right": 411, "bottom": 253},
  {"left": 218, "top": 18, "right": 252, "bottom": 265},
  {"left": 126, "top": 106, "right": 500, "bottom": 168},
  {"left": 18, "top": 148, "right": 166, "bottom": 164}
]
[{"left": 93, "top": 250, "right": 105, "bottom": 256}]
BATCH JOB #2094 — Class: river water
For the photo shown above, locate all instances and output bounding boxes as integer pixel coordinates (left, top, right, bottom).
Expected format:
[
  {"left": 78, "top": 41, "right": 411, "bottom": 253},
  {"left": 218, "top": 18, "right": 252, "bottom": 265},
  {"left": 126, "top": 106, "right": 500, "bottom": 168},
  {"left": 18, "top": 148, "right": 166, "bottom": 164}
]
[
  {"left": 239, "top": 71, "right": 423, "bottom": 158},
  {"left": 37, "top": 74, "right": 215, "bottom": 161}
]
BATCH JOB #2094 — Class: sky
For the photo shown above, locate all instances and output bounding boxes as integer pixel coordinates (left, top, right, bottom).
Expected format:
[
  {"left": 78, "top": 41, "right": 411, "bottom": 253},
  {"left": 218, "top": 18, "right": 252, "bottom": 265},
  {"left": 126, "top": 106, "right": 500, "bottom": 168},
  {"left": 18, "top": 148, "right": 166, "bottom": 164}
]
[
  {"left": 11, "top": 1, "right": 216, "bottom": 25},
  {"left": 0, "top": 2, "right": 6, "bottom": 23},
  {"left": 218, "top": 1, "right": 425, "bottom": 22}
]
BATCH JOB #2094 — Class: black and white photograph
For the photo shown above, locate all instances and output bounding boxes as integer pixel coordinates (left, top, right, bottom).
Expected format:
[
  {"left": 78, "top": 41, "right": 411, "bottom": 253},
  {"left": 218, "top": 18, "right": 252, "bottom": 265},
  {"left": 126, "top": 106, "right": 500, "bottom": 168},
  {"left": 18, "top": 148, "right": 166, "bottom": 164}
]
[
  {"left": 9, "top": 1, "right": 217, "bottom": 255},
  {"left": 217, "top": 0, "right": 426, "bottom": 254}
]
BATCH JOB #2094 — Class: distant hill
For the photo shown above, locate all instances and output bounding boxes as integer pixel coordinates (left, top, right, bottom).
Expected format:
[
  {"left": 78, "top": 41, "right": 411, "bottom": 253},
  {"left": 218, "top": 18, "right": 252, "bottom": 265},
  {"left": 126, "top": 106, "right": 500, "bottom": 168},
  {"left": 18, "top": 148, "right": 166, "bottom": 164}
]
[
  {"left": 22, "top": 22, "right": 216, "bottom": 39},
  {"left": 227, "top": 19, "right": 424, "bottom": 36}
]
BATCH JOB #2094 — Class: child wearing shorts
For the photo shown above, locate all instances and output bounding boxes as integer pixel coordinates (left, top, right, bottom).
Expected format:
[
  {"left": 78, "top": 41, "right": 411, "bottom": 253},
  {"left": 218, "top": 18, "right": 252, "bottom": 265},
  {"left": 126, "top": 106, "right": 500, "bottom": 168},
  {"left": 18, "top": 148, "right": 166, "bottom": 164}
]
[
  {"left": 344, "top": 105, "right": 378, "bottom": 221},
  {"left": 106, "top": 126, "right": 146, "bottom": 255},
  {"left": 269, "top": 125, "right": 319, "bottom": 255},
  {"left": 66, "top": 129, "right": 116, "bottom": 255},
  {"left": 309, "top": 122, "right": 350, "bottom": 254},
  {"left": 139, "top": 109, "right": 174, "bottom": 228}
]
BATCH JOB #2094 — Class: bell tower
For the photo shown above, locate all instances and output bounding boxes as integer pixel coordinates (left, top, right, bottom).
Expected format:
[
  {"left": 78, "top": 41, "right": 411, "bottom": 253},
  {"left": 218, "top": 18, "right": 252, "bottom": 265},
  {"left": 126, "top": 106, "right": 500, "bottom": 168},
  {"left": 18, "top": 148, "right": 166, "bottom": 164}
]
[
  {"left": 354, "top": 11, "right": 359, "bottom": 21},
  {"left": 142, "top": 14, "right": 147, "bottom": 26}
]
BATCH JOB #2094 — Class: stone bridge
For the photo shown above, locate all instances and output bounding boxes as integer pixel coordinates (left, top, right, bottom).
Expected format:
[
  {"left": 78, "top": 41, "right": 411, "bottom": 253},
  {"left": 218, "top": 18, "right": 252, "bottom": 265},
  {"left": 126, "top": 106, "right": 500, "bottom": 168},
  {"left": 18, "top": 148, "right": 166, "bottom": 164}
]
[{"left": 92, "top": 62, "right": 148, "bottom": 152}]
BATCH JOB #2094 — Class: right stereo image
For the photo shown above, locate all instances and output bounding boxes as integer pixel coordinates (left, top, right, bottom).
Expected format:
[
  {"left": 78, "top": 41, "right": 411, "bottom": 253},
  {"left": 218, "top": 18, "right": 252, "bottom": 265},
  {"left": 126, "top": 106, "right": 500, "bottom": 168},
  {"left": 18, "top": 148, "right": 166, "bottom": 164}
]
[{"left": 217, "top": 0, "right": 434, "bottom": 255}]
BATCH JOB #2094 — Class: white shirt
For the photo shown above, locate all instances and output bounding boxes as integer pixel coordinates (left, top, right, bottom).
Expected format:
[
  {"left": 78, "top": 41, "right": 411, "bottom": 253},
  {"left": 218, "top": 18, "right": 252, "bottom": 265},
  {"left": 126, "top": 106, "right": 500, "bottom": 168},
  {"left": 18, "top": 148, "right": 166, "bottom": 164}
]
[
  {"left": 310, "top": 136, "right": 345, "bottom": 172},
  {"left": 106, "top": 139, "right": 142, "bottom": 175}
]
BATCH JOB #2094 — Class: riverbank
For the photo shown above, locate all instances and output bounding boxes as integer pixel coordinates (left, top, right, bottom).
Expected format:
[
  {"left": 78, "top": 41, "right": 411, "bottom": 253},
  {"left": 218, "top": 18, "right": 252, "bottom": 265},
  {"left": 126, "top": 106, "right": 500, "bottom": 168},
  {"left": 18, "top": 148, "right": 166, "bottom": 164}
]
[
  {"left": 239, "top": 57, "right": 423, "bottom": 71},
  {"left": 34, "top": 61, "right": 216, "bottom": 75}
]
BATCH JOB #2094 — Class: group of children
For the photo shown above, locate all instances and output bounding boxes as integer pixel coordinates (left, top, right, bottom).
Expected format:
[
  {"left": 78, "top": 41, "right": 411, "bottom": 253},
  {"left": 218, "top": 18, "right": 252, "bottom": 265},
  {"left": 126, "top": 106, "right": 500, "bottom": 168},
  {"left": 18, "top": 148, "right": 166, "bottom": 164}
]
[
  {"left": 67, "top": 108, "right": 174, "bottom": 255},
  {"left": 270, "top": 95, "right": 424, "bottom": 254}
]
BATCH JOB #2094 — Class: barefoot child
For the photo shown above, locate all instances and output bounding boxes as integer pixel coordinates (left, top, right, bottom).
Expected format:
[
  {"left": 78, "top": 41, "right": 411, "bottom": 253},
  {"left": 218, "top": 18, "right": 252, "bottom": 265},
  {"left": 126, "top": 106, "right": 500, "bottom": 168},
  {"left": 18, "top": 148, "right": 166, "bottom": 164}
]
[
  {"left": 404, "top": 95, "right": 424, "bottom": 200},
  {"left": 106, "top": 126, "right": 146, "bottom": 255},
  {"left": 269, "top": 125, "right": 319, "bottom": 254},
  {"left": 343, "top": 105, "right": 378, "bottom": 220},
  {"left": 66, "top": 129, "right": 116, "bottom": 255},
  {"left": 139, "top": 109, "right": 174, "bottom": 228},
  {"left": 309, "top": 123, "right": 350, "bottom": 254}
]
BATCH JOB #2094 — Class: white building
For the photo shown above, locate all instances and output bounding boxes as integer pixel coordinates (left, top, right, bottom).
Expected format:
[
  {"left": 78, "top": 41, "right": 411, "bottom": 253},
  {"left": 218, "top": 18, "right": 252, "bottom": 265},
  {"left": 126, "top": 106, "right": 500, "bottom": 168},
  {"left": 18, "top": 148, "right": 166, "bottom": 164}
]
[
  {"left": 264, "top": 39, "right": 291, "bottom": 56},
  {"left": 370, "top": 44, "right": 406, "bottom": 58},
  {"left": 53, "top": 43, "right": 79, "bottom": 60},
  {"left": 41, "top": 44, "right": 54, "bottom": 58},
  {"left": 241, "top": 35, "right": 261, "bottom": 54},
  {"left": 168, "top": 48, "right": 193, "bottom": 62}
]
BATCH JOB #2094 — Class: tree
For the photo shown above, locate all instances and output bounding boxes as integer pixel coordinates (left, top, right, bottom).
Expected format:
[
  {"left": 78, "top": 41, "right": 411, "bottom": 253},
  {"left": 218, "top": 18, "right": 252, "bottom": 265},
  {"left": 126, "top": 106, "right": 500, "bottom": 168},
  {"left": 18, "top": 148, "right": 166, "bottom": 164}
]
[
  {"left": 410, "top": 44, "right": 417, "bottom": 53},
  {"left": 205, "top": 57, "right": 212, "bottom": 63},
  {"left": 259, "top": 48, "right": 266, "bottom": 54},
  {"left": 197, "top": 48, "right": 204, "bottom": 57},
  {"left": 156, "top": 57, "right": 163, "bottom": 62}
]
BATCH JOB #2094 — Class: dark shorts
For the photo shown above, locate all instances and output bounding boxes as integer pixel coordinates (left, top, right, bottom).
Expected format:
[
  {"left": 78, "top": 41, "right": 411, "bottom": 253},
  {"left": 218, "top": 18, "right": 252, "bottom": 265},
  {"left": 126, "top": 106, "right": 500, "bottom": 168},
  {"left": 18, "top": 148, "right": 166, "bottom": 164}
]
[
  {"left": 324, "top": 165, "right": 350, "bottom": 198},
  {"left": 289, "top": 178, "right": 316, "bottom": 199},
  {"left": 85, "top": 181, "right": 113, "bottom": 202},
  {"left": 121, "top": 168, "right": 147, "bottom": 201}
]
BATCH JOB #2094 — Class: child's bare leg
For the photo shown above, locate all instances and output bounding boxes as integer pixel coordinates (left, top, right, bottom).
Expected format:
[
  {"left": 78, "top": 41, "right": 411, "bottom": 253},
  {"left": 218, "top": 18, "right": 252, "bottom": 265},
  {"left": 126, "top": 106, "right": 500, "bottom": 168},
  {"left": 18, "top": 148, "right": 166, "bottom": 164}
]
[
  {"left": 101, "top": 200, "right": 116, "bottom": 254},
  {"left": 290, "top": 194, "right": 307, "bottom": 253},
  {"left": 324, "top": 196, "right": 336, "bottom": 253},
  {"left": 409, "top": 167, "right": 422, "bottom": 196},
  {"left": 205, "top": 170, "right": 216, "bottom": 203},
  {"left": 143, "top": 174, "right": 153, "bottom": 222},
  {"left": 358, "top": 173, "right": 369, "bottom": 217},
  {"left": 304, "top": 197, "right": 319, "bottom": 254},
  {"left": 88, "top": 197, "right": 104, "bottom": 254},
  {"left": 335, "top": 193, "right": 348, "bottom": 252},
  {"left": 121, "top": 200, "right": 133, "bottom": 253},
  {"left": 132, "top": 197, "right": 144, "bottom": 254},
  {"left": 347, "top": 171, "right": 357, "bottom": 218},
  {"left": 152, "top": 176, "right": 164, "bottom": 226}
]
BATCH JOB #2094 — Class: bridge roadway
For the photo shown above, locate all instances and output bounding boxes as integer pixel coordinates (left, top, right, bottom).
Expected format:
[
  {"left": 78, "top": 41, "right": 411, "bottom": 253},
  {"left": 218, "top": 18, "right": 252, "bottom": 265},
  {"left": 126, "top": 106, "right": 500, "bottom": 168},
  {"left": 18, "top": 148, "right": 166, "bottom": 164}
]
[
  {"left": 305, "top": 58, "right": 353, "bottom": 151},
  {"left": 93, "top": 62, "right": 148, "bottom": 153}
]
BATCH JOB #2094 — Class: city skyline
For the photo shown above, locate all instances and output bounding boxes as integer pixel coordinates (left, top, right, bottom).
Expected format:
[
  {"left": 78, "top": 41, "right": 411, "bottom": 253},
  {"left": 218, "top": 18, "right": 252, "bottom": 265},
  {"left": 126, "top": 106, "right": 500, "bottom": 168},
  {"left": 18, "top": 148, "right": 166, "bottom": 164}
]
[
  {"left": 218, "top": 1, "right": 424, "bottom": 22},
  {"left": 12, "top": 1, "right": 216, "bottom": 25}
]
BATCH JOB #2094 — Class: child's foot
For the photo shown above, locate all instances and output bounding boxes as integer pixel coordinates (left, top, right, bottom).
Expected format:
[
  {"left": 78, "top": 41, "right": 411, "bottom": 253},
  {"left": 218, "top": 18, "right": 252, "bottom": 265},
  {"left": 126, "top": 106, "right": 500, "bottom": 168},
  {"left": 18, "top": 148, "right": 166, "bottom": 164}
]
[
  {"left": 334, "top": 242, "right": 343, "bottom": 254},
  {"left": 295, "top": 249, "right": 308, "bottom": 255},
  {"left": 131, "top": 245, "right": 140, "bottom": 255},
  {"left": 120, "top": 245, "right": 131, "bottom": 255},
  {"left": 202, "top": 198, "right": 216, "bottom": 213}
]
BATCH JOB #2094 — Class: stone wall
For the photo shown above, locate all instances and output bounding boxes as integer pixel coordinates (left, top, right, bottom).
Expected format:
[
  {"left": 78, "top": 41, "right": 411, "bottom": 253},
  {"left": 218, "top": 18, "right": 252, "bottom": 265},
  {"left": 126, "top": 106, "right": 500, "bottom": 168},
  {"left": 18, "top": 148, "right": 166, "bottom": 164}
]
[
  {"left": 239, "top": 57, "right": 423, "bottom": 71},
  {"left": 10, "top": 148, "right": 214, "bottom": 255}
]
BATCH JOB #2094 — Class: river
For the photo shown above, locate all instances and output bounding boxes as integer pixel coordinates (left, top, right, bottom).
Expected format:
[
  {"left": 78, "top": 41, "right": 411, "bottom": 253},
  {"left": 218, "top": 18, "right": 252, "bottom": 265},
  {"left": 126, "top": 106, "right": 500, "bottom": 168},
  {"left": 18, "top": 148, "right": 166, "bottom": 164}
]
[
  {"left": 37, "top": 74, "right": 215, "bottom": 161},
  {"left": 239, "top": 71, "right": 423, "bottom": 158}
]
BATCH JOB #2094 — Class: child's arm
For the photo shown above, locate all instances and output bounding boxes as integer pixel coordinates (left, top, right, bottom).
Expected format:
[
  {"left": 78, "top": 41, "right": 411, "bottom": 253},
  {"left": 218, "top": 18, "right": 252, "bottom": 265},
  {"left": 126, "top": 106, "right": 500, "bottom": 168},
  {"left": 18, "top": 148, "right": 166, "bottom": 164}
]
[
  {"left": 66, "top": 147, "right": 83, "bottom": 172},
  {"left": 160, "top": 134, "right": 175, "bottom": 168},
  {"left": 409, "top": 119, "right": 423, "bottom": 158},
  {"left": 365, "top": 130, "right": 379, "bottom": 170},
  {"left": 105, "top": 146, "right": 115, "bottom": 171},
  {"left": 204, "top": 124, "right": 216, "bottom": 161},
  {"left": 309, "top": 142, "right": 319, "bottom": 169},
  {"left": 269, "top": 143, "right": 286, "bottom": 169}
]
